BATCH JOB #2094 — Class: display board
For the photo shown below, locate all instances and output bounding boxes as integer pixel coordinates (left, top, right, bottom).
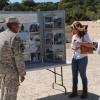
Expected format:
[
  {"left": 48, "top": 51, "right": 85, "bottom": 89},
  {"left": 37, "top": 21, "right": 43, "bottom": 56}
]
[{"left": 0, "top": 10, "right": 66, "bottom": 70}]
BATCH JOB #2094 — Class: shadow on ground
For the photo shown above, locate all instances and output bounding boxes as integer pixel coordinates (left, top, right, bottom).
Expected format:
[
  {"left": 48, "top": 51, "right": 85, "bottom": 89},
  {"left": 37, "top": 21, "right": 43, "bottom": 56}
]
[{"left": 37, "top": 91, "right": 100, "bottom": 100}]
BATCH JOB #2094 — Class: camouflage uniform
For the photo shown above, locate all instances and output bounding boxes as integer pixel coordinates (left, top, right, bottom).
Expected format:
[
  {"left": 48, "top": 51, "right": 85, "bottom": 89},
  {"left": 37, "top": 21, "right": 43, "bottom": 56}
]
[
  {"left": 0, "top": 29, "right": 26, "bottom": 100},
  {"left": 0, "top": 76, "right": 1, "bottom": 89}
]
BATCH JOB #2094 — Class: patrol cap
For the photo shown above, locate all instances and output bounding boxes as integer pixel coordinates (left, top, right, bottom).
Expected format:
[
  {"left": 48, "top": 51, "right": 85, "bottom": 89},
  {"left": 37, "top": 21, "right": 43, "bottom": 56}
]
[{"left": 5, "top": 17, "right": 19, "bottom": 24}]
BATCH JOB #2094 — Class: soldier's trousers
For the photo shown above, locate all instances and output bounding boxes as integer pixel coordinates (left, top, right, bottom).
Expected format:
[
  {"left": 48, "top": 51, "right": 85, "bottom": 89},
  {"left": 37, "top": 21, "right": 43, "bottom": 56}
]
[
  {"left": 0, "top": 77, "right": 1, "bottom": 89},
  {"left": 0, "top": 75, "right": 20, "bottom": 100}
]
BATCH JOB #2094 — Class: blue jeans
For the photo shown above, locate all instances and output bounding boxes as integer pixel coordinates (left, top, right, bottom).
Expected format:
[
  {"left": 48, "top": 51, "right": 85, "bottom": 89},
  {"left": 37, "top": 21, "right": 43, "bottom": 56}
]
[{"left": 72, "top": 56, "right": 88, "bottom": 86}]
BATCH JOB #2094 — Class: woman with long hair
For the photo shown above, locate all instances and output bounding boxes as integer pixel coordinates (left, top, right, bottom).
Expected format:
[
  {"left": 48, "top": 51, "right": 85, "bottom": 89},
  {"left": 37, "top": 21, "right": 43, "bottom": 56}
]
[{"left": 69, "top": 22, "right": 93, "bottom": 99}]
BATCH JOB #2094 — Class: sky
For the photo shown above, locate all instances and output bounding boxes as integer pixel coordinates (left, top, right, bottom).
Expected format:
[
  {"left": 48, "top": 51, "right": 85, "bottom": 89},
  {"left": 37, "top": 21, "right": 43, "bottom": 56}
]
[{"left": 10, "top": 0, "right": 60, "bottom": 3}]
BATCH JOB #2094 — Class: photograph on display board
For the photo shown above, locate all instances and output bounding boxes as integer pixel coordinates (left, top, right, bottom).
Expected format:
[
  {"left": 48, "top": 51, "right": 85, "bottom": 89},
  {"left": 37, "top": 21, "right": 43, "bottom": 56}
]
[
  {"left": 44, "top": 31, "right": 64, "bottom": 45},
  {"left": 29, "top": 23, "right": 41, "bottom": 63},
  {"left": 20, "top": 23, "right": 41, "bottom": 63},
  {"left": 45, "top": 32, "right": 53, "bottom": 44},
  {"left": 44, "top": 16, "right": 63, "bottom": 29},
  {"left": 53, "top": 44, "right": 64, "bottom": 62},
  {"left": 29, "top": 23, "right": 39, "bottom": 32},
  {"left": 44, "top": 46, "right": 65, "bottom": 62},
  {"left": 29, "top": 38, "right": 41, "bottom": 63},
  {"left": 0, "top": 26, "right": 5, "bottom": 32},
  {"left": 20, "top": 24, "right": 25, "bottom": 32},
  {"left": 54, "top": 32, "right": 64, "bottom": 44},
  {"left": 45, "top": 46, "right": 54, "bottom": 62},
  {"left": 20, "top": 24, "right": 41, "bottom": 65},
  {"left": 45, "top": 22, "right": 53, "bottom": 29},
  {"left": 55, "top": 50, "right": 64, "bottom": 61},
  {"left": 45, "top": 16, "right": 53, "bottom": 22},
  {"left": 54, "top": 47, "right": 64, "bottom": 61},
  {"left": 29, "top": 32, "right": 41, "bottom": 63},
  {"left": 53, "top": 17, "right": 63, "bottom": 28},
  {"left": 0, "top": 23, "right": 6, "bottom": 32},
  {"left": 44, "top": 16, "right": 53, "bottom": 29}
]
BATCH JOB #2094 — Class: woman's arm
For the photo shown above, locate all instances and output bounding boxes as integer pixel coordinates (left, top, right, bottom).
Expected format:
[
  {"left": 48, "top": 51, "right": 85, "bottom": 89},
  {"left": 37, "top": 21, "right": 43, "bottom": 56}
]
[
  {"left": 81, "top": 33, "right": 94, "bottom": 47},
  {"left": 76, "top": 33, "right": 93, "bottom": 47},
  {"left": 71, "top": 35, "right": 80, "bottom": 50}
]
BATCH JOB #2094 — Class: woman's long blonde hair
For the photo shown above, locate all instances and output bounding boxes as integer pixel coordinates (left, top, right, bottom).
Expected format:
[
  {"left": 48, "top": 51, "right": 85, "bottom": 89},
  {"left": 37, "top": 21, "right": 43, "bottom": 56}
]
[{"left": 71, "top": 22, "right": 86, "bottom": 38}]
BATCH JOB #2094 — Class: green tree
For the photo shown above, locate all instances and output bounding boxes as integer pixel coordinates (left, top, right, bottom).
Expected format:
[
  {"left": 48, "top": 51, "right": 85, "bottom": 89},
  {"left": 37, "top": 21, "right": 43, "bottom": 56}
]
[
  {"left": 0, "top": 0, "right": 9, "bottom": 10},
  {"left": 3, "top": 2, "right": 23, "bottom": 11},
  {"left": 1, "top": 0, "right": 100, "bottom": 24},
  {"left": 59, "top": 0, "right": 100, "bottom": 24},
  {"left": 36, "top": 2, "right": 58, "bottom": 11},
  {"left": 22, "top": 0, "right": 36, "bottom": 7},
  {"left": 3, "top": 2, "right": 36, "bottom": 11}
]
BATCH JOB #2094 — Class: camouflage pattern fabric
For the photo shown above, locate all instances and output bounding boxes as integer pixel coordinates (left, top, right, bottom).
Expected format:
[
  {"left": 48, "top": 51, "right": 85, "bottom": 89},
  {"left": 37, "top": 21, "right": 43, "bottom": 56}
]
[{"left": 0, "top": 36, "right": 26, "bottom": 100}]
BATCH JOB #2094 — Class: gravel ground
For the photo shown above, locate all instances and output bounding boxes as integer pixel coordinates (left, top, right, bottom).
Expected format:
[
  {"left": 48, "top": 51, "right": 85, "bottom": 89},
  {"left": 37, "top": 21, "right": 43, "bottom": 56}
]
[{"left": 17, "top": 48, "right": 100, "bottom": 100}]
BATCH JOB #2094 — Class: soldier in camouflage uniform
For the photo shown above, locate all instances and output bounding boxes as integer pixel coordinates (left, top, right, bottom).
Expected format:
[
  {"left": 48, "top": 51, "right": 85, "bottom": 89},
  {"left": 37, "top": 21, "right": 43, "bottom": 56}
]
[{"left": 0, "top": 17, "right": 26, "bottom": 100}]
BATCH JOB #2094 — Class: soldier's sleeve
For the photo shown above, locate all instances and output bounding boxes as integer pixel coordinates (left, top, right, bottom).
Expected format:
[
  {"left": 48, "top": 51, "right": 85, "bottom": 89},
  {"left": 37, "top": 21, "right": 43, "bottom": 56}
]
[
  {"left": 1, "top": 41, "right": 13, "bottom": 64},
  {"left": 12, "top": 37, "right": 26, "bottom": 76}
]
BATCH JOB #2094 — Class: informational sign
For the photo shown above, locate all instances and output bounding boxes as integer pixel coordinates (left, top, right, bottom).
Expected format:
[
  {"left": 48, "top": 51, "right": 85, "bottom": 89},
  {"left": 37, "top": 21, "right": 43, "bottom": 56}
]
[{"left": 0, "top": 10, "right": 66, "bottom": 70}]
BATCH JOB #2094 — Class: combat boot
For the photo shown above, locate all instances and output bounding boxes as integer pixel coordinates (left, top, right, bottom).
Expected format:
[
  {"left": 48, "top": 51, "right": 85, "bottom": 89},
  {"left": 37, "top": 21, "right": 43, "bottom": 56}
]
[
  {"left": 80, "top": 85, "right": 88, "bottom": 99},
  {"left": 68, "top": 85, "right": 78, "bottom": 98}
]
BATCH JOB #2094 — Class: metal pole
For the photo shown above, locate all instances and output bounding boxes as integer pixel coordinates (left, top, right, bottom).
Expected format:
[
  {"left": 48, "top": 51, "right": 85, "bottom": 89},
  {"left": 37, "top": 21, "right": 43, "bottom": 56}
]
[
  {"left": 54, "top": 67, "right": 57, "bottom": 83},
  {"left": 61, "top": 66, "right": 64, "bottom": 85}
]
